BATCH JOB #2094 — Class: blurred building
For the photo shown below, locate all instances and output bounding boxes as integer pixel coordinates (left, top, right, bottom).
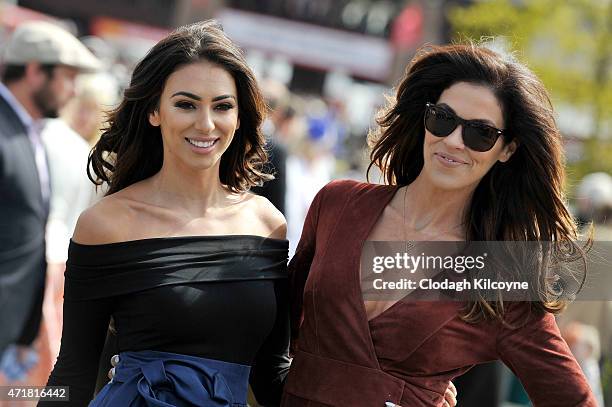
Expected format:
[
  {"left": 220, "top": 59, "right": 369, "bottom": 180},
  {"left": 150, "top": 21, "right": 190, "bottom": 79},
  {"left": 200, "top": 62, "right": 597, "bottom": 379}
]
[
  {"left": 16, "top": 0, "right": 219, "bottom": 31},
  {"left": 13, "top": 0, "right": 441, "bottom": 84},
  {"left": 8, "top": 1, "right": 476, "bottom": 131}
]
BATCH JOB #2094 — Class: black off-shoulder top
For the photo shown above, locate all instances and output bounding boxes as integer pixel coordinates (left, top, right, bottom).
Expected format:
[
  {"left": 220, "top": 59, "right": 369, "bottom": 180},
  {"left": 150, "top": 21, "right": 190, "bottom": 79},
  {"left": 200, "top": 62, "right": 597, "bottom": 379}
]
[{"left": 43, "top": 235, "right": 290, "bottom": 406}]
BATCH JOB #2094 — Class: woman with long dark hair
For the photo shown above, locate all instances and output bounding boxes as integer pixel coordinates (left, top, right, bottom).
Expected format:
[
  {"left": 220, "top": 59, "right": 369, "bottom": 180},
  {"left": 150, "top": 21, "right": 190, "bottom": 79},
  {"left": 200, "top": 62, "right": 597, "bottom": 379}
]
[
  {"left": 42, "top": 21, "right": 290, "bottom": 406},
  {"left": 282, "top": 44, "right": 597, "bottom": 406}
]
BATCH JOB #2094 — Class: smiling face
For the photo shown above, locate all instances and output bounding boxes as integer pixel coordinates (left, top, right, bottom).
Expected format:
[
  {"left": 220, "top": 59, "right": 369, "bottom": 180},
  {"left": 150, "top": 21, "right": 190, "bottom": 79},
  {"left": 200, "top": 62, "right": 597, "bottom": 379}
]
[
  {"left": 421, "top": 82, "right": 516, "bottom": 191},
  {"left": 149, "top": 60, "right": 240, "bottom": 174}
]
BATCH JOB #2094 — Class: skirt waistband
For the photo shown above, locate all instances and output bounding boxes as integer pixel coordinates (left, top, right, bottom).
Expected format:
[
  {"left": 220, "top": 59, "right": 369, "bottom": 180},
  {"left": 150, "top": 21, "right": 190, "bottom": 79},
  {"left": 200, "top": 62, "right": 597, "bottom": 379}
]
[{"left": 91, "top": 350, "right": 250, "bottom": 407}]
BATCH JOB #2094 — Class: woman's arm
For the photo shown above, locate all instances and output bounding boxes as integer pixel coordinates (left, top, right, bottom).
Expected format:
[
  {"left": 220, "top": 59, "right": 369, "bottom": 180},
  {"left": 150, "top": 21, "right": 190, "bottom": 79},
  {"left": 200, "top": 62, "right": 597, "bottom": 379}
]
[
  {"left": 249, "top": 278, "right": 291, "bottom": 406},
  {"left": 41, "top": 296, "right": 113, "bottom": 406},
  {"left": 39, "top": 208, "right": 116, "bottom": 406},
  {"left": 496, "top": 303, "right": 597, "bottom": 407},
  {"left": 287, "top": 186, "right": 325, "bottom": 354}
]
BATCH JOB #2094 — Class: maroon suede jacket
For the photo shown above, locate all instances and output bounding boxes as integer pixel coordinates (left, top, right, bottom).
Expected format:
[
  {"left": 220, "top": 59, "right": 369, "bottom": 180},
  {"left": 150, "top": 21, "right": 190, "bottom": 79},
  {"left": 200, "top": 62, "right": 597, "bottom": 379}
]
[{"left": 281, "top": 179, "right": 596, "bottom": 407}]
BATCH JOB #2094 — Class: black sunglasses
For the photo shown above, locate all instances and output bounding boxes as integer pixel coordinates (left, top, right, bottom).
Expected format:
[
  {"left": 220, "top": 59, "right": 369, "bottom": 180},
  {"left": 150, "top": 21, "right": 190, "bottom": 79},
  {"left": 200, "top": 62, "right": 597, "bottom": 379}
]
[{"left": 424, "top": 102, "right": 504, "bottom": 152}]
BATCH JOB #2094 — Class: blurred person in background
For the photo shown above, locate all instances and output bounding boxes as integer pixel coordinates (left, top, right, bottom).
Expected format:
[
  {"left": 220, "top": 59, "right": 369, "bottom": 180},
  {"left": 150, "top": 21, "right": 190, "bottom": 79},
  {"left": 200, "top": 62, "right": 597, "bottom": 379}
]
[
  {"left": 286, "top": 133, "right": 334, "bottom": 256},
  {"left": 61, "top": 73, "right": 119, "bottom": 146},
  {"left": 252, "top": 77, "right": 289, "bottom": 215},
  {"left": 285, "top": 97, "right": 336, "bottom": 256},
  {"left": 562, "top": 322, "right": 605, "bottom": 406},
  {"left": 284, "top": 44, "right": 596, "bottom": 406},
  {"left": 574, "top": 172, "right": 612, "bottom": 234},
  {"left": 559, "top": 171, "right": 612, "bottom": 406},
  {"left": 42, "top": 21, "right": 290, "bottom": 406},
  {"left": 0, "top": 20, "right": 100, "bottom": 381}
]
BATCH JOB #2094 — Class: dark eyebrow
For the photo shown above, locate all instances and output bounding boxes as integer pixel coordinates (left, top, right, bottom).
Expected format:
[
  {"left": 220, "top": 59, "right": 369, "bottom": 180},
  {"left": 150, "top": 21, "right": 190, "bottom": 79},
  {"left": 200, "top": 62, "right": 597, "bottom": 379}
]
[
  {"left": 437, "top": 103, "right": 499, "bottom": 128},
  {"left": 171, "top": 91, "right": 201, "bottom": 101},
  {"left": 212, "top": 94, "right": 236, "bottom": 102},
  {"left": 170, "top": 92, "right": 236, "bottom": 103}
]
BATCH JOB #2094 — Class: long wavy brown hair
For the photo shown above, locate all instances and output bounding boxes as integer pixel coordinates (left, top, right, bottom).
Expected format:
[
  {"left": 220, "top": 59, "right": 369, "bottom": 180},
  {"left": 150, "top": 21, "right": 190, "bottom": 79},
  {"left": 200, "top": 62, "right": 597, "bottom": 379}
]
[
  {"left": 89, "top": 20, "right": 271, "bottom": 194},
  {"left": 368, "top": 43, "right": 588, "bottom": 322}
]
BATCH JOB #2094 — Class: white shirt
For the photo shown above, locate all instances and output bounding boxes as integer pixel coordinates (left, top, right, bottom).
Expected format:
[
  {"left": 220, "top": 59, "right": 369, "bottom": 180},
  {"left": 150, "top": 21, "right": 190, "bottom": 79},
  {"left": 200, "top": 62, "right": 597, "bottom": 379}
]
[{"left": 41, "top": 119, "right": 95, "bottom": 262}]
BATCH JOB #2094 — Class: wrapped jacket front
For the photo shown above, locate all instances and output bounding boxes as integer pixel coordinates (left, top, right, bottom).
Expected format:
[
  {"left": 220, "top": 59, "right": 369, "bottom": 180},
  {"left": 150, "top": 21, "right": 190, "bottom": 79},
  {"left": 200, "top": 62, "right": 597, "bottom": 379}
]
[{"left": 282, "top": 179, "right": 596, "bottom": 407}]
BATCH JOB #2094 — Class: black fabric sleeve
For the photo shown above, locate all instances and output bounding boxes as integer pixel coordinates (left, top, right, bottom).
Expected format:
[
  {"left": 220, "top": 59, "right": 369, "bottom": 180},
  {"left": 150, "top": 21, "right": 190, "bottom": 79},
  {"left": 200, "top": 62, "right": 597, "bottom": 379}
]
[
  {"left": 39, "top": 295, "right": 113, "bottom": 406},
  {"left": 249, "top": 278, "right": 291, "bottom": 407}
]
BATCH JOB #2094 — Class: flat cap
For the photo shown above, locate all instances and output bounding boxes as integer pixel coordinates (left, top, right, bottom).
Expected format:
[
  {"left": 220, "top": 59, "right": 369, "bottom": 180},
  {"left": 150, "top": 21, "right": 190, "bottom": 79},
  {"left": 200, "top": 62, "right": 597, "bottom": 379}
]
[{"left": 3, "top": 21, "right": 101, "bottom": 72}]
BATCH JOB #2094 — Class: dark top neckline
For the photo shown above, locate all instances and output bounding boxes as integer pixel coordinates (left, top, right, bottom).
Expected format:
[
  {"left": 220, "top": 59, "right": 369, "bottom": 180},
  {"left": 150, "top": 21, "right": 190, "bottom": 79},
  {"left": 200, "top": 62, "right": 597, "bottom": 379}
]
[
  {"left": 70, "top": 234, "right": 288, "bottom": 249},
  {"left": 65, "top": 234, "right": 289, "bottom": 301}
]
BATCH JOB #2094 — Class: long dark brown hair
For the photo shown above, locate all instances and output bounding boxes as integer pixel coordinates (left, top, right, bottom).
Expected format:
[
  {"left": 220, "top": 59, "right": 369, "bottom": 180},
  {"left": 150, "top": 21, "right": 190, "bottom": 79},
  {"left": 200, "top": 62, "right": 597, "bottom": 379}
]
[
  {"left": 368, "top": 44, "right": 587, "bottom": 322},
  {"left": 89, "top": 20, "right": 271, "bottom": 194}
]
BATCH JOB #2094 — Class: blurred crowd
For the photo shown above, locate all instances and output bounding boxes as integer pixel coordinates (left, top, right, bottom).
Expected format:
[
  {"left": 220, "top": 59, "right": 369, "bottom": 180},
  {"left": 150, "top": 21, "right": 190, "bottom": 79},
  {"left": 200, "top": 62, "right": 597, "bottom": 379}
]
[{"left": 0, "top": 13, "right": 611, "bottom": 407}]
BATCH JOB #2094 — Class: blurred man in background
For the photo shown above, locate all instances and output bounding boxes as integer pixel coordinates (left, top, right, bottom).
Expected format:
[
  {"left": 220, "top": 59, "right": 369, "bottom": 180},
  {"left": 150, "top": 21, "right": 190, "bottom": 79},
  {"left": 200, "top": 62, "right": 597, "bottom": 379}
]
[{"left": 0, "top": 20, "right": 100, "bottom": 379}]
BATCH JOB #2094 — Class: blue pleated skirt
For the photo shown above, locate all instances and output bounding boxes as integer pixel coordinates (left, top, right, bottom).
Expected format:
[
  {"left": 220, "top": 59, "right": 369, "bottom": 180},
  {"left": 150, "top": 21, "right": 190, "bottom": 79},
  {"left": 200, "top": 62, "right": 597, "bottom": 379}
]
[{"left": 90, "top": 350, "right": 250, "bottom": 407}]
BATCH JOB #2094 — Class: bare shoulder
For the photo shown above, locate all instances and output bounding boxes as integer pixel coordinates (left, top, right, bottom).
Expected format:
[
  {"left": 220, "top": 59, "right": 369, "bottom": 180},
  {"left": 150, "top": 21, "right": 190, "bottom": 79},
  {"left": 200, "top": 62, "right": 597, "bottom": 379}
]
[
  {"left": 72, "top": 195, "right": 130, "bottom": 245},
  {"left": 242, "top": 193, "right": 287, "bottom": 240}
]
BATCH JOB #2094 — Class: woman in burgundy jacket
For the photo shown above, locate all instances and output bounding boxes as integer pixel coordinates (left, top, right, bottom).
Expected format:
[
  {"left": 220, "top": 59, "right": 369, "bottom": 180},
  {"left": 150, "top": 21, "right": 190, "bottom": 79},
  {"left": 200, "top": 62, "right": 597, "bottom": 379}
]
[{"left": 282, "top": 44, "right": 597, "bottom": 406}]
